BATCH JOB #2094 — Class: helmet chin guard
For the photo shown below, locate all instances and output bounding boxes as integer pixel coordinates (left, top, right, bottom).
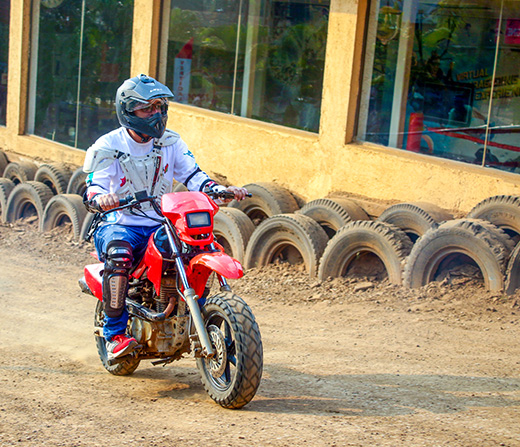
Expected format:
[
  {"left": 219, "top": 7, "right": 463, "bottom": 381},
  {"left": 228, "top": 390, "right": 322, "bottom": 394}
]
[{"left": 116, "top": 74, "right": 174, "bottom": 139}]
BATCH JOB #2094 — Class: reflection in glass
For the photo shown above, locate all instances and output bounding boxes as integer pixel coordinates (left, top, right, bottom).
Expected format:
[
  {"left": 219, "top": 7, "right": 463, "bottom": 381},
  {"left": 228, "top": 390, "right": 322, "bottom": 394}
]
[
  {"left": 0, "top": 0, "right": 10, "bottom": 126},
  {"left": 358, "top": 0, "right": 520, "bottom": 174},
  {"left": 164, "top": 0, "right": 330, "bottom": 133},
  {"left": 29, "top": 0, "right": 133, "bottom": 149}
]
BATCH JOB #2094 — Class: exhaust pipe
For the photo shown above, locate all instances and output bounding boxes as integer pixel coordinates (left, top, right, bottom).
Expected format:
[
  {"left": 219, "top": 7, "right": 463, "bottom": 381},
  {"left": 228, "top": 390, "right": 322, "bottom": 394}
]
[{"left": 126, "top": 297, "right": 175, "bottom": 322}]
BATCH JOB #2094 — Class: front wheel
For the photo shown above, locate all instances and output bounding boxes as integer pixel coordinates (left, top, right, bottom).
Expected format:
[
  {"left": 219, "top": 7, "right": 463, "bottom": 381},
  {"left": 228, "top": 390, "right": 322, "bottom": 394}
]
[
  {"left": 196, "top": 292, "right": 263, "bottom": 409},
  {"left": 94, "top": 300, "right": 140, "bottom": 376}
]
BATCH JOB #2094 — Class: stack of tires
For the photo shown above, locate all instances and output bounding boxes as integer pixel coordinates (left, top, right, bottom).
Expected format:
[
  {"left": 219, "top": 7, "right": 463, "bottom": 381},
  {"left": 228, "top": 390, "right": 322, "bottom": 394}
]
[
  {"left": 231, "top": 180, "right": 520, "bottom": 296},
  {"left": 3, "top": 149, "right": 520, "bottom": 295},
  {"left": 0, "top": 150, "right": 89, "bottom": 240}
]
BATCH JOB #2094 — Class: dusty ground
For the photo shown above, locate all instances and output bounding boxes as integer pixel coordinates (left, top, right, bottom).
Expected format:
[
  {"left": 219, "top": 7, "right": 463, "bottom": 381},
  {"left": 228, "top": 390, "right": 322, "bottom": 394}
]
[{"left": 0, "top": 219, "right": 519, "bottom": 447}]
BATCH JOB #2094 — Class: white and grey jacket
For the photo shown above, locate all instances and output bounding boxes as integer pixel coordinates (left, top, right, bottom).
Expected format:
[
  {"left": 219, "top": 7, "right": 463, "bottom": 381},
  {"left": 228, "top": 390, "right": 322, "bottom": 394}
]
[{"left": 83, "top": 127, "right": 214, "bottom": 227}]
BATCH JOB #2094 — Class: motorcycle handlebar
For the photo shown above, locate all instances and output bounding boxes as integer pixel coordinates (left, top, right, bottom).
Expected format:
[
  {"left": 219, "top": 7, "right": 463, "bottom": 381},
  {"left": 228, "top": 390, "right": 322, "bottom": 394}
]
[
  {"left": 90, "top": 190, "right": 251, "bottom": 213},
  {"left": 207, "top": 191, "right": 252, "bottom": 200},
  {"left": 88, "top": 191, "right": 155, "bottom": 214}
]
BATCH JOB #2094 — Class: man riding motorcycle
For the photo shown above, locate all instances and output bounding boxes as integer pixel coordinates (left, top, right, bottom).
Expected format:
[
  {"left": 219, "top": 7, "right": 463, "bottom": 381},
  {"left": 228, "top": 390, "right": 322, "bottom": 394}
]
[{"left": 83, "top": 74, "right": 247, "bottom": 360}]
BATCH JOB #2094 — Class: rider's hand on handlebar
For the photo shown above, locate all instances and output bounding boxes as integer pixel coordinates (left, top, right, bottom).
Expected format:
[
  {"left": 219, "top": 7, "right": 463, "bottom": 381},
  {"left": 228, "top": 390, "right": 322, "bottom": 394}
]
[
  {"left": 94, "top": 193, "right": 120, "bottom": 211},
  {"left": 224, "top": 186, "right": 248, "bottom": 203}
]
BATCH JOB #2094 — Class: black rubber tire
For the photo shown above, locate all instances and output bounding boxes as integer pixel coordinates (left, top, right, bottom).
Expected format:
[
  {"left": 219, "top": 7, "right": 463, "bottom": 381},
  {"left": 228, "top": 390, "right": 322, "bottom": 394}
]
[
  {"left": 66, "top": 167, "right": 88, "bottom": 197},
  {"left": 80, "top": 212, "right": 95, "bottom": 242},
  {"left": 467, "top": 195, "right": 520, "bottom": 242},
  {"left": 377, "top": 202, "right": 453, "bottom": 243},
  {"left": 40, "top": 194, "right": 88, "bottom": 239},
  {"left": 4, "top": 181, "right": 54, "bottom": 224},
  {"left": 34, "top": 163, "right": 72, "bottom": 195},
  {"left": 244, "top": 213, "right": 329, "bottom": 277},
  {"left": 228, "top": 182, "right": 300, "bottom": 225},
  {"left": 213, "top": 207, "right": 255, "bottom": 263},
  {"left": 505, "top": 243, "right": 520, "bottom": 295},
  {"left": 196, "top": 291, "right": 263, "bottom": 409},
  {"left": 0, "top": 150, "right": 9, "bottom": 175},
  {"left": 94, "top": 300, "right": 141, "bottom": 376},
  {"left": 2, "top": 161, "right": 38, "bottom": 184},
  {"left": 297, "top": 197, "right": 369, "bottom": 238},
  {"left": 318, "top": 220, "right": 413, "bottom": 284},
  {"left": 0, "top": 178, "right": 15, "bottom": 223},
  {"left": 403, "top": 219, "right": 513, "bottom": 292}
]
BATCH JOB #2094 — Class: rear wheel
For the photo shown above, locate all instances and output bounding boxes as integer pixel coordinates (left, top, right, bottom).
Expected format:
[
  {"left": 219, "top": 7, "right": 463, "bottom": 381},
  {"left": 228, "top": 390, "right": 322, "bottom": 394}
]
[
  {"left": 196, "top": 292, "right": 263, "bottom": 409},
  {"left": 94, "top": 300, "right": 140, "bottom": 376}
]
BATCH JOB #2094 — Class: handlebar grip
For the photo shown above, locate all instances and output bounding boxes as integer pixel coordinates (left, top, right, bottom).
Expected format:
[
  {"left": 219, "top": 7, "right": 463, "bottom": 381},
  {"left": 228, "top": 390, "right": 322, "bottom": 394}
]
[
  {"left": 118, "top": 195, "right": 133, "bottom": 207},
  {"left": 220, "top": 191, "right": 252, "bottom": 199}
]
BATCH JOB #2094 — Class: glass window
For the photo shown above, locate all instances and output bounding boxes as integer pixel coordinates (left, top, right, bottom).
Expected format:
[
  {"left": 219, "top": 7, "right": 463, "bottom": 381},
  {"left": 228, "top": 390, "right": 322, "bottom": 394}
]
[
  {"left": 163, "top": 0, "right": 330, "bottom": 133},
  {"left": 0, "top": 0, "right": 9, "bottom": 126},
  {"left": 358, "top": 0, "right": 520, "bottom": 173},
  {"left": 28, "top": 0, "right": 133, "bottom": 149}
]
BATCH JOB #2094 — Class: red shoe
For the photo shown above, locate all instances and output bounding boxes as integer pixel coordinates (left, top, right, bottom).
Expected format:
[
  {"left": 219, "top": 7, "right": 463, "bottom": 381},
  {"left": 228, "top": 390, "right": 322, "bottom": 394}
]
[{"left": 106, "top": 334, "right": 138, "bottom": 360}]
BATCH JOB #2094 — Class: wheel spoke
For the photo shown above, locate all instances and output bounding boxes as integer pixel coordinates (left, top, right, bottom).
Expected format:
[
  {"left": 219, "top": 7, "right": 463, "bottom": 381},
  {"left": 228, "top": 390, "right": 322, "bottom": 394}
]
[{"left": 223, "top": 361, "right": 232, "bottom": 383}]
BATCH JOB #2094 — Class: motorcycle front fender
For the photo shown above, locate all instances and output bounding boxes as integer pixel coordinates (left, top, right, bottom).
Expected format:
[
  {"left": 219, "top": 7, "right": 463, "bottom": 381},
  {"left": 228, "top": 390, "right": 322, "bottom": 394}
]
[
  {"left": 189, "top": 252, "right": 244, "bottom": 280},
  {"left": 187, "top": 252, "right": 243, "bottom": 298}
]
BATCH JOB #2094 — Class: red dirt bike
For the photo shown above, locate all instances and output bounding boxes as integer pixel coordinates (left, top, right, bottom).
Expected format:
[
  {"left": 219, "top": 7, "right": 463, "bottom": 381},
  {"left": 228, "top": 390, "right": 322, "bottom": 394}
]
[{"left": 79, "top": 189, "right": 263, "bottom": 409}]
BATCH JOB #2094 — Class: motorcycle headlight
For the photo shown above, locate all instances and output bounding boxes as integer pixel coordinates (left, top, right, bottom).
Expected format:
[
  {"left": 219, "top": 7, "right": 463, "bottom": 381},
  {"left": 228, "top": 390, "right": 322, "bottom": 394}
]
[{"left": 186, "top": 211, "right": 211, "bottom": 228}]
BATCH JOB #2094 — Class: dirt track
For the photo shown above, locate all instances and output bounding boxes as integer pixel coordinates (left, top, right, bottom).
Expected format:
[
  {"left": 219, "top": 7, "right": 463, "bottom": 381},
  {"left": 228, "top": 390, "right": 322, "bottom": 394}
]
[{"left": 0, "top": 221, "right": 519, "bottom": 447}]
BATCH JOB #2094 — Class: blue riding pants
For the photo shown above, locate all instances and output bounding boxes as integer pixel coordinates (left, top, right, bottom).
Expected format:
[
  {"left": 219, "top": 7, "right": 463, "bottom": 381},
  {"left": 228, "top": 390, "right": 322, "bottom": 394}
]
[{"left": 93, "top": 224, "right": 159, "bottom": 340}]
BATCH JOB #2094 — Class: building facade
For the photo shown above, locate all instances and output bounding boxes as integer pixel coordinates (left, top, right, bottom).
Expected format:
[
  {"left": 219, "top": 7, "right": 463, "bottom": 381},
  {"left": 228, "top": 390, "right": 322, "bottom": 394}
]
[{"left": 1, "top": 0, "right": 519, "bottom": 212}]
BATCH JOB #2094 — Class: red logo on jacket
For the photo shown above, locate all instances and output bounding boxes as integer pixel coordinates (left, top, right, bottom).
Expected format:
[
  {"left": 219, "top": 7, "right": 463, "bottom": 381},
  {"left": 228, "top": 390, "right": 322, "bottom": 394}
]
[{"left": 120, "top": 177, "right": 127, "bottom": 187}]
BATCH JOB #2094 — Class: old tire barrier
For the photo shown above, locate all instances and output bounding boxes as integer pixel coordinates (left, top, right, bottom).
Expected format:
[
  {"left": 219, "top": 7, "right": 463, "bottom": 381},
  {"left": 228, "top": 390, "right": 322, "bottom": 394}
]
[
  {"left": 213, "top": 207, "right": 255, "bottom": 263},
  {"left": 505, "top": 243, "right": 520, "bottom": 295},
  {"left": 80, "top": 212, "right": 95, "bottom": 242},
  {"left": 4, "top": 181, "right": 54, "bottom": 224},
  {"left": 244, "top": 213, "right": 329, "bottom": 277},
  {"left": 3, "top": 161, "right": 38, "bottom": 184},
  {"left": 297, "top": 197, "right": 369, "bottom": 238},
  {"left": 172, "top": 181, "right": 188, "bottom": 192},
  {"left": 0, "top": 178, "right": 15, "bottom": 222},
  {"left": 0, "top": 150, "right": 9, "bottom": 175},
  {"left": 318, "top": 220, "right": 413, "bottom": 284},
  {"left": 467, "top": 195, "right": 520, "bottom": 242},
  {"left": 403, "top": 219, "right": 514, "bottom": 292},
  {"left": 228, "top": 182, "right": 299, "bottom": 225},
  {"left": 34, "top": 163, "right": 72, "bottom": 195},
  {"left": 40, "top": 194, "right": 88, "bottom": 239},
  {"left": 377, "top": 202, "right": 453, "bottom": 243},
  {"left": 66, "top": 167, "right": 88, "bottom": 196}
]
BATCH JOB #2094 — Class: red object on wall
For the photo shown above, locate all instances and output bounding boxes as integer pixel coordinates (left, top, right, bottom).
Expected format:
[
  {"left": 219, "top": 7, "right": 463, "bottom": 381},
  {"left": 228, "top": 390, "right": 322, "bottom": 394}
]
[
  {"left": 505, "top": 19, "right": 520, "bottom": 45},
  {"left": 176, "top": 38, "right": 194, "bottom": 59},
  {"left": 406, "top": 112, "right": 424, "bottom": 152}
]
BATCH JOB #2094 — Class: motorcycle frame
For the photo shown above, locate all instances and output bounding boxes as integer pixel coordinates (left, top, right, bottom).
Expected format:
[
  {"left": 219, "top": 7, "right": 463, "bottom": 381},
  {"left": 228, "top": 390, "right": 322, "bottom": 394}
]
[{"left": 83, "top": 191, "right": 244, "bottom": 358}]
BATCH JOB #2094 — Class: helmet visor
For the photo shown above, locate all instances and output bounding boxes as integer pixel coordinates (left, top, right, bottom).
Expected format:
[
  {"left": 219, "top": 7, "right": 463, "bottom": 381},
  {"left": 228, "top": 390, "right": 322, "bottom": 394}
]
[{"left": 126, "top": 97, "right": 169, "bottom": 114}]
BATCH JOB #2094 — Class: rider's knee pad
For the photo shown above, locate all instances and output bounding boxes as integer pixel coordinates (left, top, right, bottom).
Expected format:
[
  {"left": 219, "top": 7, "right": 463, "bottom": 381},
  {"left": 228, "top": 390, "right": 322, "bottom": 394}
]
[
  {"left": 106, "top": 240, "right": 134, "bottom": 269},
  {"left": 103, "top": 241, "right": 134, "bottom": 318}
]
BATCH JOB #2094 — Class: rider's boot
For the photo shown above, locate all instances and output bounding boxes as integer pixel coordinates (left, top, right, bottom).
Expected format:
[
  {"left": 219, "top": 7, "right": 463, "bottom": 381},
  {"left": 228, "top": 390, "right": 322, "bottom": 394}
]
[{"left": 102, "top": 240, "right": 137, "bottom": 359}]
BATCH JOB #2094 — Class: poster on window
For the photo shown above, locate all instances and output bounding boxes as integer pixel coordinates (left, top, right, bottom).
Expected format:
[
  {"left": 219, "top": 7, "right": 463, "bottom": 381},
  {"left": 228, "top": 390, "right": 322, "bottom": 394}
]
[
  {"left": 505, "top": 19, "right": 520, "bottom": 45},
  {"left": 173, "top": 38, "right": 193, "bottom": 104}
]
